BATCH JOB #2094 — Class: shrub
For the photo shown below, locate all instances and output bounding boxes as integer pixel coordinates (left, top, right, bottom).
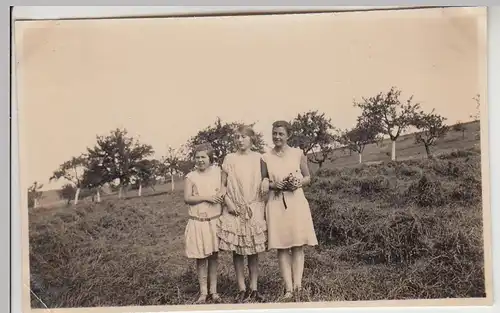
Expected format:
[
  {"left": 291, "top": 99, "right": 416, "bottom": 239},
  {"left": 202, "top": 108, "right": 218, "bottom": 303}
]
[{"left": 405, "top": 175, "right": 446, "bottom": 207}]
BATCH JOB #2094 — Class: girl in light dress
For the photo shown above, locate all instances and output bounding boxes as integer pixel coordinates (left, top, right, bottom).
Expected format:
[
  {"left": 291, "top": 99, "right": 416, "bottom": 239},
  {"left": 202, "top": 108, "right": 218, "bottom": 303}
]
[
  {"left": 260, "top": 120, "right": 319, "bottom": 302},
  {"left": 217, "top": 125, "right": 268, "bottom": 303},
  {"left": 183, "top": 143, "right": 225, "bottom": 304}
]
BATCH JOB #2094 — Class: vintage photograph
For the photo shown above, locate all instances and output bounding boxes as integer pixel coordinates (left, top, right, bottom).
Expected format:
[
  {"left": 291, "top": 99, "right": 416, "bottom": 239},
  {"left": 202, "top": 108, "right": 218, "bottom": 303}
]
[{"left": 14, "top": 6, "right": 490, "bottom": 311}]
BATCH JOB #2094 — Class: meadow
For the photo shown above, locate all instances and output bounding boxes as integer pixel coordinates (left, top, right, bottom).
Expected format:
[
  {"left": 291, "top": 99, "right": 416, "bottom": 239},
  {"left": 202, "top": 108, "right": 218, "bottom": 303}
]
[{"left": 28, "top": 121, "right": 486, "bottom": 308}]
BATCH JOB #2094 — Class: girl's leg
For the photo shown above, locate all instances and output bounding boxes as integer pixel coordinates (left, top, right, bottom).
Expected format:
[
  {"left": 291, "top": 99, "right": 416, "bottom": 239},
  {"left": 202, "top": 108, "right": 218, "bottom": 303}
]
[
  {"left": 244, "top": 253, "right": 264, "bottom": 302},
  {"left": 291, "top": 246, "right": 305, "bottom": 290},
  {"left": 208, "top": 253, "right": 221, "bottom": 302},
  {"left": 196, "top": 258, "right": 209, "bottom": 303},
  {"left": 233, "top": 252, "right": 246, "bottom": 293},
  {"left": 247, "top": 253, "right": 259, "bottom": 291},
  {"left": 277, "top": 249, "right": 293, "bottom": 298}
]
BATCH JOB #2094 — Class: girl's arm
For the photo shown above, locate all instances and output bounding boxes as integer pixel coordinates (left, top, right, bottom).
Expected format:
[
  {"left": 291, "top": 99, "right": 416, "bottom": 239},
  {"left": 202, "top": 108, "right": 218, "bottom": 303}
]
[
  {"left": 299, "top": 154, "right": 311, "bottom": 187},
  {"left": 220, "top": 163, "right": 238, "bottom": 215},
  {"left": 184, "top": 177, "right": 209, "bottom": 205}
]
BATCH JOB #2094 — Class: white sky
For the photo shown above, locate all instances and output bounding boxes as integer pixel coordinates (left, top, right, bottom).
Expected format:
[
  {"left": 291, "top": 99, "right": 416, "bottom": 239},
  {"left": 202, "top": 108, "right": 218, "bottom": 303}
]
[{"left": 15, "top": 8, "right": 485, "bottom": 190}]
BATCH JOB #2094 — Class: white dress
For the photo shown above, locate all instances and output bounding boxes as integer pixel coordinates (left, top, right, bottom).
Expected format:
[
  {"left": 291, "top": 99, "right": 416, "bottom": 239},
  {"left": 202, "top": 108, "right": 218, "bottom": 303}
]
[
  {"left": 217, "top": 151, "right": 267, "bottom": 255},
  {"left": 184, "top": 166, "right": 223, "bottom": 259},
  {"left": 262, "top": 147, "right": 318, "bottom": 250}
]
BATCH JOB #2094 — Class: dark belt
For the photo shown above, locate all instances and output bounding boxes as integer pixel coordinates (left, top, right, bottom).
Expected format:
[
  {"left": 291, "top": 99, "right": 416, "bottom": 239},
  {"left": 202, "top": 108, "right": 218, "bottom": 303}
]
[{"left": 188, "top": 213, "right": 222, "bottom": 222}]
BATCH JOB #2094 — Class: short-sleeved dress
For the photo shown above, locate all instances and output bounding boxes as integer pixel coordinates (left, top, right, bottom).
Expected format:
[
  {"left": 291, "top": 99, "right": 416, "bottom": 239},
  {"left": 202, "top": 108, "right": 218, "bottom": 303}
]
[
  {"left": 217, "top": 151, "right": 267, "bottom": 255},
  {"left": 184, "top": 166, "right": 223, "bottom": 259},
  {"left": 262, "top": 147, "right": 318, "bottom": 249}
]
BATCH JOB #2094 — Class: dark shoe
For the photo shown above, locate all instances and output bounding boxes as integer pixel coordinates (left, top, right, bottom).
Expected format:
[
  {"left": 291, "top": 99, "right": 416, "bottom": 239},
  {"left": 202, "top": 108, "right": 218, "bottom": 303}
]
[
  {"left": 235, "top": 290, "right": 248, "bottom": 303},
  {"left": 243, "top": 290, "right": 265, "bottom": 303}
]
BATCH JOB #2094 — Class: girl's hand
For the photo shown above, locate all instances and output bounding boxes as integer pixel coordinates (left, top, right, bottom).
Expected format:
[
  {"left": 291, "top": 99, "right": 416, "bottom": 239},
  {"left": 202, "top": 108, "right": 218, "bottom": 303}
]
[
  {"left": 226, "top": 202, "right": 239, "bottom": 216},
  {"left": 207, "top": 195, "right": 224, "bottom": 204},
  {"left": 275, "top": 181, "right": 287, "bottom": 190}
]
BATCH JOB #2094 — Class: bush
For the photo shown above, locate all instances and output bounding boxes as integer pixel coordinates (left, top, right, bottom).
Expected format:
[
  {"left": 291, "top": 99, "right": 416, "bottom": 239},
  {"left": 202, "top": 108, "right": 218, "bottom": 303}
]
[{"left": 405, "top": 175, "right": 446, "bottom": 207}]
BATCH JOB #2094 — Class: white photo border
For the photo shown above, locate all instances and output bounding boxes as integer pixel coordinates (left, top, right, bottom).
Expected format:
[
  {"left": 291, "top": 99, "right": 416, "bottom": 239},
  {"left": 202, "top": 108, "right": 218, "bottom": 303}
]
[{"left": 7, "top": 3, "right": 499, "bottom": 313}]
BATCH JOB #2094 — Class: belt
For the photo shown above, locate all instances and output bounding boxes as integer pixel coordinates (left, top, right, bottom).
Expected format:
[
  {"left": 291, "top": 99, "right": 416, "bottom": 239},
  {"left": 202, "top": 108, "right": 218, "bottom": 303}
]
[{"left": 188, "top": 213, "right": 222, "bottom": 222}]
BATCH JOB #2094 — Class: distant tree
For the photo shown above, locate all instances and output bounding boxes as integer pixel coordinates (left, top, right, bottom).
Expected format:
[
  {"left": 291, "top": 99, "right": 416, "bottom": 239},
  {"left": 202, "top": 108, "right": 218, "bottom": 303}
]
[
  {"left": 187, "top": 117, "right": 266, "bottom": 165},
  {"left": 339, "top": 118, "right": 382, "bottom": 164},
  {"left": 28, "top": 181, "right": 44, "bottom": 209},
  {"left": 289, "top": 110, "right": 339, "bottom": 168},
  {"left": 58, "top": 184, "right": 76, "bottom": 206},
  {"left": 412, "top": 110, "right": 449, "bottom": 158},
  {"left": 471, "top": 94, "right": 480, "bottom": 121},
  {"left": 161, "top": 146, "right": 187, "bottom": 191},
  {"left": 86, "top": 128, "right": 154, "bottom": 199},
  {"left": 80, "top": 158, "right": 107, "bottom": 203},
  {"left": 49, "top": 155, "right": 87, "bottom": 205},
  {"left": 177, "top": 159, "right": 195, "bottom": 176},
  {"left": 452, "top": 121, "right": 467, "bottom": 140},
  {"left": 133, "top": 159, "right": 159, "bottom": 197},
  {"left": 355, "top": 87, "right": 421, "bottom": 161}
]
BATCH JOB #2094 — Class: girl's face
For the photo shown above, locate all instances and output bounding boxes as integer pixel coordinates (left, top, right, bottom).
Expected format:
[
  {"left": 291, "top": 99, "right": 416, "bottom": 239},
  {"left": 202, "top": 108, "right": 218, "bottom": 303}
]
[
  {"left": 236, "top": 131, "right": 253, "bottom": 151},
  {"left": 195, "top": 151, "right": 211, "bottom": 170},
  {"left": 272, "top": 126, "right": 289, "bottom": 148}
]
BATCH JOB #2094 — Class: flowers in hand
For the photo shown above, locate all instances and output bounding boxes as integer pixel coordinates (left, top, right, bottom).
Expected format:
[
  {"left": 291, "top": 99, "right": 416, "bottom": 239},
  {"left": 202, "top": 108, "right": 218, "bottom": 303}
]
[{"left": 282, "top": 172, "right": 302, "bottom": 191}]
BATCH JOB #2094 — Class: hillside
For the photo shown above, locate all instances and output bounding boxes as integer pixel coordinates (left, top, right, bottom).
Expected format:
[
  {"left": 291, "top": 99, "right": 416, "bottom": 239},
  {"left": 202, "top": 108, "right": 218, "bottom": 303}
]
[
  {"left": 28, "top": 142, "right": 486, "bottom": 307},
  {"left": 36, "top": 120, "right": 481, "bottom": 208}
]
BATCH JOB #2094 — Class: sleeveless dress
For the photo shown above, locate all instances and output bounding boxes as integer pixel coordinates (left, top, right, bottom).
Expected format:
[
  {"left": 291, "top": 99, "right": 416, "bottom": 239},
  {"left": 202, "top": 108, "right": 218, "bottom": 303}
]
[
  {"left": 217, "top": 151, "right": 267, "bottom": 255},
  {"left": 262, "top": 147, "right": 318, "bottom": 250},
  {"left": 184, "top": 166, "right": 223, "bottom": 259}
]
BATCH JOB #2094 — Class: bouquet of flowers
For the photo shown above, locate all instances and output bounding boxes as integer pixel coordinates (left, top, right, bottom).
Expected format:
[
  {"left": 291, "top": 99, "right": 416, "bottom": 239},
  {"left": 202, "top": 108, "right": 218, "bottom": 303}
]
[{"left": 274, "top": 171, "right": 302, "bottom": 209}]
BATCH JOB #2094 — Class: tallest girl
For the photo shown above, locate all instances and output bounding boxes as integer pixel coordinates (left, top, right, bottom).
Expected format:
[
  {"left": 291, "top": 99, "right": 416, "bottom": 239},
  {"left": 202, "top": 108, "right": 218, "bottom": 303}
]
[{"left": 261, "top": 120, "right": 318, "bottom": 302}]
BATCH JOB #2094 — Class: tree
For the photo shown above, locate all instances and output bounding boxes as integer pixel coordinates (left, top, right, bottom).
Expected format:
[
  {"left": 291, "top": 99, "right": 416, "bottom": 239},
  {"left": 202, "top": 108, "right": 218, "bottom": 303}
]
[
  {"left": 339, "top": 118, "right": 382, "bottom": 164},
  {"left": 161, "top": 146, "right": 187, "bottom": 191},
  {"left": 470, "top": 94, "right": 480, "bottom": 121},
  {"left": 355, "top": 87, "right": 421, "bottom": 161},
  {"left": 28, "top": 181, "right": 44, "bottom": 209},
  {"left": 452, "top": 121, "right": 466, "bottom": 140},
  {"left": 58, "top": 184, "right": 76, "bottom": 206},
  {"left": 133, "top": 159, "right": 159, "bottom": 197},
  {"left": 86, "top": 128, "right": 154, "bottom": 199},
  {"left": 49, "top": 155, "right": 87, "bottom": 205},
  {"left": 187, "top": 117, "right": 266, "bottom": 165},
  {"left": 412, "top": 110, "right": 449, "bottom": 158},
  {"left": 80, "top": 158, "right": 107, "bottom": 203},
  {"left": 289, "top": 110, "right": 339, "bottom": 168}
]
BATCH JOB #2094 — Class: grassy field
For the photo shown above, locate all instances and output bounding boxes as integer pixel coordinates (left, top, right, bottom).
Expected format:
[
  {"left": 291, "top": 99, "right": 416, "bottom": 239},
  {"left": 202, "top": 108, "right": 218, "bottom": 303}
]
[{"left": 29, "top": 121, "right": 486, "bottom": 308}]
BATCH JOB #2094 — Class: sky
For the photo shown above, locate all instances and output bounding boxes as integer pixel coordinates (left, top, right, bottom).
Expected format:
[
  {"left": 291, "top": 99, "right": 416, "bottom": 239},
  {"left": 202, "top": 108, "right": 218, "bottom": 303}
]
[{"left": 15, "top": 7, "right": 486, "bottom": 191}]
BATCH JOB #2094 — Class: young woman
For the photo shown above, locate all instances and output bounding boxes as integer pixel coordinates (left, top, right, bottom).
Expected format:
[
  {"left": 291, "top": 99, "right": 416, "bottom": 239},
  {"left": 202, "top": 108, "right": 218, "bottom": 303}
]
[
  {"left": 217, "top": 125, "right": 268, "bottom": 303},
  {"left": 184, "top": 143, "right": 225, "bottom": 304},
  {"left": 261, "top": 120, "right": 318, "bottom": 302}
]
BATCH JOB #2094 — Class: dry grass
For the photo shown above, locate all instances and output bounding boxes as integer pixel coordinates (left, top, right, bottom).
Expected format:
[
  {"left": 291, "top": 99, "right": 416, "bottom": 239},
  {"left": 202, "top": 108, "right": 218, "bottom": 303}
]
[{"left": 29, "top": 122, "right": 486, "bottom": 308}]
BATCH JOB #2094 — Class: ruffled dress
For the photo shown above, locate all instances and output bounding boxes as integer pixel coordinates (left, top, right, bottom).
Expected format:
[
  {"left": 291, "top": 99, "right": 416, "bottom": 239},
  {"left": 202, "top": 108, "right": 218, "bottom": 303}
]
[{"left": 217, "top": 151, "right": 267, "bottom": 255}]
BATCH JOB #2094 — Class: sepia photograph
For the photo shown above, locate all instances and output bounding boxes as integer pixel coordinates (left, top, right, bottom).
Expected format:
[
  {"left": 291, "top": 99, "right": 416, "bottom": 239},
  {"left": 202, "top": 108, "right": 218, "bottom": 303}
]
[{"left": 13, "top": 6, "right": 491, "bottom": 311}]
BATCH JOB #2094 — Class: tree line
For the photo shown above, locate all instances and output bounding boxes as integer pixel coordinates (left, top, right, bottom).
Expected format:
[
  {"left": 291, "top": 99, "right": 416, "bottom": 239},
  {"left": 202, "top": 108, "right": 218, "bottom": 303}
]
[{"left": 28, "top": 87, "right": 480, "bottom": 208}]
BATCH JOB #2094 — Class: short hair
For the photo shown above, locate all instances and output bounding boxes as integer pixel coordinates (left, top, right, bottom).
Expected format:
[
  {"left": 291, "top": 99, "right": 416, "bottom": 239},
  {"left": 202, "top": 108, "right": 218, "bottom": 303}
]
[
  {"left": 236, "top": 124, "right": 257, "bottom": 145},
  {"left": 193, "top": 143, "right": 215, "bottom": 164},
  {"left": 272, "top": 120, "right": 292, "bottom": 136}
]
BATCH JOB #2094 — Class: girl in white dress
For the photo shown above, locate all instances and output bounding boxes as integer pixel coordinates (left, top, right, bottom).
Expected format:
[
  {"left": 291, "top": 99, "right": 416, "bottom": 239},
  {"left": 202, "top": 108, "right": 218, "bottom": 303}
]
[
  {"left": 261, "top": 120, "right": 318, "bottom": 302},
  {"left": 184, "top": 143, "right": 225, "bottom": 304},
  {"left": 217, "top": 125, "right": 268, "bottom": 303}
]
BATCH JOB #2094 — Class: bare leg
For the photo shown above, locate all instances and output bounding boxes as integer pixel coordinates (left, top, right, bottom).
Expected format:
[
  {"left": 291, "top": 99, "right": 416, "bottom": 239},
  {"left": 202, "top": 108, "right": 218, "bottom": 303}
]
[
  {"left": 196, "top": 258, "right": 208, "bottom": 303},
  {"left": 247, "top": 254, "right": 259, "bottom": 291},
  {"left": 291, "top": 246, "right": 305, "bottom": 290},
  {"left": 208, "top": 253, "right": 221, "bottom": 302},
  {"left": 233, "top": 252, "right": 246, "bottom": 292},
  {"left": 277, "top": 249, "right": 293, "bottom": 299}
]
